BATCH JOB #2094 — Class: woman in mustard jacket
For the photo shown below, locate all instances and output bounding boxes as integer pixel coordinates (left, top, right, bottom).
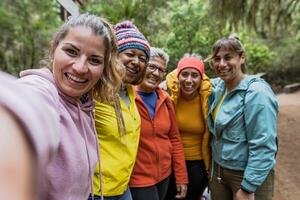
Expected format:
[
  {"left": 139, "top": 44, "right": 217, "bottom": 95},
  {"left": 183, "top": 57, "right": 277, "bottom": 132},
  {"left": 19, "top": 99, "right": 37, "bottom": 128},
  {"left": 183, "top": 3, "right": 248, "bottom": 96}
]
[{"left": 165, "top": 54, "right": 211, "bottom": 200}]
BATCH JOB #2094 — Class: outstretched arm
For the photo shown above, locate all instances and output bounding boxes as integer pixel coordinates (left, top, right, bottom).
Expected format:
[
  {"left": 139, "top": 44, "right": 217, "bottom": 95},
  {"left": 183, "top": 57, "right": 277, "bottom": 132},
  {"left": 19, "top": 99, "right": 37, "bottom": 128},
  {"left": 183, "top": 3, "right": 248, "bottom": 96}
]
[{"left": 0, "top": 106, "right": 35, "bottom": 200}]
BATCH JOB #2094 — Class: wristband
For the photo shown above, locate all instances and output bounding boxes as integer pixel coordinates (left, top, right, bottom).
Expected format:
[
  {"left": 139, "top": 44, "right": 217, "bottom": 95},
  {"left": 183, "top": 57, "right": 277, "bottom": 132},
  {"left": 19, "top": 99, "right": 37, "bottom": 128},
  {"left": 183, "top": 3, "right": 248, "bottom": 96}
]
[{"left": 241, "top": 187, "right": 254, "bottom": 194}]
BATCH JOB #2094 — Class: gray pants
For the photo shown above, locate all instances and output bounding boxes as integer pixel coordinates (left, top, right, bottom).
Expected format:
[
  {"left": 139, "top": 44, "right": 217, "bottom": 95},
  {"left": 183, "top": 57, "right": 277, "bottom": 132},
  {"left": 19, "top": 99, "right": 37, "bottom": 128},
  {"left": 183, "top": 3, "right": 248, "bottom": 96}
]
[{"left": 209, "top": 163, "right": 274, "bottom": 200}]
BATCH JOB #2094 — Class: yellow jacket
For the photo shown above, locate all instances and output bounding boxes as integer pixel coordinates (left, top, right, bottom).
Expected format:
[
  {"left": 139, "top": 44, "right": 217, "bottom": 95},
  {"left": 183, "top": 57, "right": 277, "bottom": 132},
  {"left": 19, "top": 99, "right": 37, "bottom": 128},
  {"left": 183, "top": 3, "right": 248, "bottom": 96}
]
[
  {"left": 166, "top": 69, "right": 211, "bottom": 170},
  {"left": 93, "top": 85, "right": 141, "bottom": 196}
]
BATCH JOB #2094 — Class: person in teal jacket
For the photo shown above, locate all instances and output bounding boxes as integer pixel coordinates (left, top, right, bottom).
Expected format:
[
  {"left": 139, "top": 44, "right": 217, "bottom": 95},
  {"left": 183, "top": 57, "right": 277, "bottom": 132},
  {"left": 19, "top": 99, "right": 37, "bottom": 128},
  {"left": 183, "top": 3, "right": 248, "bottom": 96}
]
[{"left": 206, "top": 34, "right": 278, "bottom": 200}]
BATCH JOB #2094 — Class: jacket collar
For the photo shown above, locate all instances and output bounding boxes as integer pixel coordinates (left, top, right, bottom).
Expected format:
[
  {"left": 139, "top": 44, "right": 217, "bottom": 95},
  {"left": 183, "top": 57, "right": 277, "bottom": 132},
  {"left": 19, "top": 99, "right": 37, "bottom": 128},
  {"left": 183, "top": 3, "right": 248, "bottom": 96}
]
[{"left": 20, "top": 68, "right": 94, "bottom": 112}]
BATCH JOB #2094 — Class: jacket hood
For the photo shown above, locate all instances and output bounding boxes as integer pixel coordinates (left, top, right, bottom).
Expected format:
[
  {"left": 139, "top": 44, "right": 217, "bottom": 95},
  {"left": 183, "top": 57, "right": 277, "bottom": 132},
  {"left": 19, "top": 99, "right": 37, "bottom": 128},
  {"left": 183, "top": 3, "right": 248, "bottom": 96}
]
[
  {"left": 20, "top": 68, "right": 94, "bottom": 112},
  {"left": 166, "top": 68, "right": 211, "bottom": 104}
]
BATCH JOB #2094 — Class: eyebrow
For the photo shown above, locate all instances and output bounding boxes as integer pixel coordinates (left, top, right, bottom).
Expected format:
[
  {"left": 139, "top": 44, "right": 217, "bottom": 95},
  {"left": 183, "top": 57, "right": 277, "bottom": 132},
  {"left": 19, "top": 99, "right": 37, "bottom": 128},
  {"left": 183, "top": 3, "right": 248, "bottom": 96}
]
[
  {"left": 215, "top": 53, "right": 233, "bottom": 58},
  {"left": 149, "top": 63, "right": 164, "bottom": 68},
  {"left": 90, "top": 54, "right": 104, "bottom": 59},
  {"left": 63, "top": 42, "right": 104, "bottom": 58},
  {"left": 63, "top": 42, "right": 80, "bottom": 51}
]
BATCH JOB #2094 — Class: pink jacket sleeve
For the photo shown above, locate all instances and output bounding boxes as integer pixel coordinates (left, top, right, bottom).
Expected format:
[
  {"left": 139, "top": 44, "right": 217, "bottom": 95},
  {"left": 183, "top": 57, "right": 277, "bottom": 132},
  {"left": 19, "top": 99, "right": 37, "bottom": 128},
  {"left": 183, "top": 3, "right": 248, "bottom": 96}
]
[{"left": 0, "top": 71, "right": 59, "bottom": 199}]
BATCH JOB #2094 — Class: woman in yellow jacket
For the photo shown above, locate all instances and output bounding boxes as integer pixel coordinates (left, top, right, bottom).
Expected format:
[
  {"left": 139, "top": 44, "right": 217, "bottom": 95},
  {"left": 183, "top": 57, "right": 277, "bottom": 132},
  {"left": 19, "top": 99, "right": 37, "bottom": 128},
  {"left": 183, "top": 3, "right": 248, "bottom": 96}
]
[
  {"left": 165, "top": 54, "right": 211, "bottom": 200},
  {"left": 90, "top": 21, "right": 150, "bottom": 200}
]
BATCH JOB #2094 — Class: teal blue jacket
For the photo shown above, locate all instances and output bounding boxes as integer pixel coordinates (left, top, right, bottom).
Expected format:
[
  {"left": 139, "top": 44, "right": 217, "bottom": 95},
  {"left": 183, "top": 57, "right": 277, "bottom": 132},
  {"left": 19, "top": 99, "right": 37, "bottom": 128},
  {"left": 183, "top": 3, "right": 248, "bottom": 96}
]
[{"left": 208, "top": 75, "right": 278, "bottom": 192}]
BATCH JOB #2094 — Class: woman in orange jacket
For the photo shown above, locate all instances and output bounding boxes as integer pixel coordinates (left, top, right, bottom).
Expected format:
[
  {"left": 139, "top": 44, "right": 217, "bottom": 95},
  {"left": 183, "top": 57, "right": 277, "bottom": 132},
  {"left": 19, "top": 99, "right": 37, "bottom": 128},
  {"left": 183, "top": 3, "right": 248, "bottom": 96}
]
[
  {"left": 165, "top": 54, "right": 211, "bottom": 200},
  {"left": 129, "top": 47, "right": 188, "bottom": 200}
]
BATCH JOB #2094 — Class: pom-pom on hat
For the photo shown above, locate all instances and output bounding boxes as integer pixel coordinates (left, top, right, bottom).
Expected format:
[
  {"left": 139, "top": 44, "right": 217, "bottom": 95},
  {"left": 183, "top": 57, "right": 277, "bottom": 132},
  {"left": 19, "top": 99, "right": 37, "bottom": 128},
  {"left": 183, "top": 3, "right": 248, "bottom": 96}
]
[
  {"left": 114, "top": 20, "right": 150, "bottom": 59},
  {"left": 177, "top": 56, "right": 205, "bottom": 78}
]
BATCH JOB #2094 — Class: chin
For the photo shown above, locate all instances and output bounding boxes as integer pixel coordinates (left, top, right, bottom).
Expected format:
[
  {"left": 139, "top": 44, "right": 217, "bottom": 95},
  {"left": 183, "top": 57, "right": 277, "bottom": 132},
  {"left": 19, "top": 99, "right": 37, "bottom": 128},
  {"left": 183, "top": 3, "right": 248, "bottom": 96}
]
[
  {"left": 148, "top": 86, "right": 157, "bottom": 91},
  {"left": 64, "top": 88, "right": 88, "bottom": 98}
]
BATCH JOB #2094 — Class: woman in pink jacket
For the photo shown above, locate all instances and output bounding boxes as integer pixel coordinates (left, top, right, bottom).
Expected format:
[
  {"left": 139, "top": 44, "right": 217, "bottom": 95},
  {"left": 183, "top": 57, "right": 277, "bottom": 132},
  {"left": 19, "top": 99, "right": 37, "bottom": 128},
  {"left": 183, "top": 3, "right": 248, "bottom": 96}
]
[{"left": 16, "top": 13, "right": 123, "bottom": 200}]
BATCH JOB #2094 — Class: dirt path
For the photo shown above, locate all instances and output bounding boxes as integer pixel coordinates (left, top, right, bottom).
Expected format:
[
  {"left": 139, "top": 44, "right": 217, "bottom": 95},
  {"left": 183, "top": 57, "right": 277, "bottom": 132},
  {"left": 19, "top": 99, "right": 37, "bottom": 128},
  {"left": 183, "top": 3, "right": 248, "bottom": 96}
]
[{"left": 274, "top": 91, "right": 300, "bottom": 200}]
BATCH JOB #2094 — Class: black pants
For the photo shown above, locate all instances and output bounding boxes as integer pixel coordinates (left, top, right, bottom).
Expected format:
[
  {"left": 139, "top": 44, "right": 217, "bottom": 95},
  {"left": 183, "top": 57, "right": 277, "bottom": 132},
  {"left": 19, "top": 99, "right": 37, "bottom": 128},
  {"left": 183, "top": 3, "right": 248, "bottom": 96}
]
[
  {"left": 130, "top": 177, "right": 170, "bottom": 200},
  {"left": 165, "top": 160, "right": 208, "bottom": 200}
]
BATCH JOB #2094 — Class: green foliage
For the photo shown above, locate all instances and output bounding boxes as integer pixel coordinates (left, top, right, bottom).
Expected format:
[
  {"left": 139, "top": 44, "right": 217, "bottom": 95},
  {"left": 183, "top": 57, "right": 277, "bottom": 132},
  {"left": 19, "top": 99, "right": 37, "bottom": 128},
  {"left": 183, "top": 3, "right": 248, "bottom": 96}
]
[
  {"left": 0, "top": 0, "right": 61, "bottom": 75},
  {"left": 265, "top": 37, "right": 300, "bottom": 87},
  {"left": 164, "top": 0, "right": 226, "bottom": 73},
  {"left": 244, "top": 40, "right": 274, "bottom": 74},
  {"left": 84, "top": 0, "right": 168, "bottom": 39}
]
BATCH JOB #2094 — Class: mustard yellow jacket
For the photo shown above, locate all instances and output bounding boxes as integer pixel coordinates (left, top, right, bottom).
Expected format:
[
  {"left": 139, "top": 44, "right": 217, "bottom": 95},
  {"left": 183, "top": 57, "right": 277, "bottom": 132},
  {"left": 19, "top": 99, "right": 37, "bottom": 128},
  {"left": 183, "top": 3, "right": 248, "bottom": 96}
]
[{"left": 166, "top": 69, "right": 211, "bottom": 170}]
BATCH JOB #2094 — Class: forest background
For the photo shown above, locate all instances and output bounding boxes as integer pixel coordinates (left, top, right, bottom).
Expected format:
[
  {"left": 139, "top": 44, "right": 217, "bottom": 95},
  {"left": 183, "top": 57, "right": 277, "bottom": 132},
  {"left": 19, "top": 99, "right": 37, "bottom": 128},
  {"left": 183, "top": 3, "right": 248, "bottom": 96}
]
[{"left": 1, "top": 0, "right": 299, "bottom": 91}]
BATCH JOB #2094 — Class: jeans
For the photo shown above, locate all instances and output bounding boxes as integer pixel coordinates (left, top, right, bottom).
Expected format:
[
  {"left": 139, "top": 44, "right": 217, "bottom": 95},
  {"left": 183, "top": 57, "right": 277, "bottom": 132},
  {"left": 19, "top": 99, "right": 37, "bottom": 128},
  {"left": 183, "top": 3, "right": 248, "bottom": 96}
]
[
  {"left": 209, "top": 162, "right": 274, "bottom": 200},
  {"left": 89, "top": 188, "right": 132, "bottom": 200}
]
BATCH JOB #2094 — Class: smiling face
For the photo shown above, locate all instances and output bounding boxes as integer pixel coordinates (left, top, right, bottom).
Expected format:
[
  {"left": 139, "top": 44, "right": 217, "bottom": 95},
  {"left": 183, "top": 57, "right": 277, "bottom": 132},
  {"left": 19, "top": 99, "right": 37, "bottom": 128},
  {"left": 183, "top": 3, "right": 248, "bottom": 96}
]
[
  {"left": 212, "top": 48, "right": 245, "bottom": 85},
  {"left": 52, "top": 26, "right": 106, "bottom": 98},
  {"left": 138, "top": 56, "right": 167, "bottom": 93},
  {"left": 178, "top": 68, "right": 201, "bottom": 100},
  {"left": 118, "top": 48, "right": 147, "bottom": 85}
]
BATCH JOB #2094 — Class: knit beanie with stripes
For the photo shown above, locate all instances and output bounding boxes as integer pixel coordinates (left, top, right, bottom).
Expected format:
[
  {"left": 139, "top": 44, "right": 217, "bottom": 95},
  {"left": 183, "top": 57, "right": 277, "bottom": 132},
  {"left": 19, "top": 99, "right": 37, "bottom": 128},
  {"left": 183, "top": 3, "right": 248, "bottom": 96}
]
[{"left": 113, "top": 20, "right": 150, "bottom": 59}]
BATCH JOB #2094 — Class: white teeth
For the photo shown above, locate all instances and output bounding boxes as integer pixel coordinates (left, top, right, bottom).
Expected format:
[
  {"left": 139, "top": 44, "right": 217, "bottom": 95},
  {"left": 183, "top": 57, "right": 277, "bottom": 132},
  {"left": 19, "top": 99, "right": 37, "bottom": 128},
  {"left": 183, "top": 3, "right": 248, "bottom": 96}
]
[
  {"left": 183, "top": 84, "right": 194, "bottom": 90},
  {"left": 146, "top": 78, "right": 157, "bottom": 84},
  {"left": 184, "top": 87, "right": 193, "bottom": 91},
  {"left": 126, "top": 67, "right": 138, "bottom": 74},
  {"left": 65, "top": 73, "right": 87, "bottom": 83},
  {"left": 219, "top": 68, "right": 230, "bottom": 73},
  {"left": 149, "top": 77, "right": 158, "bottom": 81}
]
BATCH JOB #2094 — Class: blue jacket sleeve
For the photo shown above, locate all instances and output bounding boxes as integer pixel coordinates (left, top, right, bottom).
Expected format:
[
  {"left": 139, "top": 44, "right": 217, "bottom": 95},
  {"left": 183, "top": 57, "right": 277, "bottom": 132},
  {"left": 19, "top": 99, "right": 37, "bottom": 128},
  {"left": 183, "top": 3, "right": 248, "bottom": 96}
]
[{"left": 241, "top": 81, "right": 278, "bottom": 192}]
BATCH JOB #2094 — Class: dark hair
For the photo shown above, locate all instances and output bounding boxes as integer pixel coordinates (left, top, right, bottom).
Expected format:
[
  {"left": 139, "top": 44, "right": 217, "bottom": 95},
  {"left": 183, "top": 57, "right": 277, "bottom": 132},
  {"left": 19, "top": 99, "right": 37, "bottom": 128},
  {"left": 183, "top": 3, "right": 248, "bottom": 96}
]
[{"left": 208, "top": 33, "right": 247, "bottom": 73}]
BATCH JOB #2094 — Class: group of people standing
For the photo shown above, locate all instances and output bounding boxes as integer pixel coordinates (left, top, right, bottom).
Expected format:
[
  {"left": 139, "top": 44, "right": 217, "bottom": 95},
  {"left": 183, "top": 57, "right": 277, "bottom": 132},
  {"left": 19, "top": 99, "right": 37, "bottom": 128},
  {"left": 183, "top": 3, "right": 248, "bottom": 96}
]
[{"left": 0, "top": 13, "right": 278, "bottom": 200}]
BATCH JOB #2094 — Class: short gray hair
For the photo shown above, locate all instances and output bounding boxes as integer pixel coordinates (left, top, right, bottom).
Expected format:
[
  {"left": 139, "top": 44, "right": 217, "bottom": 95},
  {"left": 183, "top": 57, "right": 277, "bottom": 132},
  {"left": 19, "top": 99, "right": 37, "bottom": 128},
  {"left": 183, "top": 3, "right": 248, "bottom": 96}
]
[{"left": 150, "top": 47, "right": 170, "bottom": 65}]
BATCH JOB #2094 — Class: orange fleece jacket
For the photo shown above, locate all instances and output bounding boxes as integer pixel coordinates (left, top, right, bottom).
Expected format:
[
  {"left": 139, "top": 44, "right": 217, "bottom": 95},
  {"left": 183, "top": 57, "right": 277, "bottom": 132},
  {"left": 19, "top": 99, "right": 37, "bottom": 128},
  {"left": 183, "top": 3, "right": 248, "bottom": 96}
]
[{"left": 129, "top": 87, "right": 188, "bottom": 187}]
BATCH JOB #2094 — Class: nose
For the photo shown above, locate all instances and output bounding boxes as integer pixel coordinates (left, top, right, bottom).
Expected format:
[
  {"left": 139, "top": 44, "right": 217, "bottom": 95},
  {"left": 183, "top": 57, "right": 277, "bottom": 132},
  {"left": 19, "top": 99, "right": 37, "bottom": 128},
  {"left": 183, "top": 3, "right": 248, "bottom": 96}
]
[
  {"left": 152, "top": 68, "right": 160, "bottom": 76},
  {"left": 131, "top": 56, "right": 139, "bottom": 65},
  {"left": 73, "top": 56, "right": 88, "bottom": 74},
  {"left": 185, "top": 75, "right": 192, "bottom": 83},
  {"left": 219, "top": 58, "right": 227, "bottom": 67}
]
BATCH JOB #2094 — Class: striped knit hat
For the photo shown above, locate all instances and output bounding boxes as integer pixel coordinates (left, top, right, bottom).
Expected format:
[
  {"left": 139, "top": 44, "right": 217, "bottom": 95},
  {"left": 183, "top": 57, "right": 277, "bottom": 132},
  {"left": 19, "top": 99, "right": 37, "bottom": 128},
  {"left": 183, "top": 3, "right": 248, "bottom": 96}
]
[{"left": 114, "top": 20, "right": 150, "bottom": 59}]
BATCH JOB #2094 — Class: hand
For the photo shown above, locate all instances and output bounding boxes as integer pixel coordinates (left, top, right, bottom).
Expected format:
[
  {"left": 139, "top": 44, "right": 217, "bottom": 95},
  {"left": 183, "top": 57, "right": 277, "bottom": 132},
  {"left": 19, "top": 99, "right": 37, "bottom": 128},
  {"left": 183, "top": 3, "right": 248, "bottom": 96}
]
[
  {"left": 175, "top": 184, "right": 187, "bottom": 199},
  {"left": 234, "top": 188, "right": 255, "bottom": 200}
]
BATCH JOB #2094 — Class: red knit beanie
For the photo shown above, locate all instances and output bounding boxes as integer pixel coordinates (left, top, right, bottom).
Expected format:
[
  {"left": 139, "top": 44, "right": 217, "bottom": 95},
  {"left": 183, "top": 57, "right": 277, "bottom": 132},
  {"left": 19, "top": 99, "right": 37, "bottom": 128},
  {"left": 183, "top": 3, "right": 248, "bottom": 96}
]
[{"left": 177, "top": 56, "right": 205, "bottom": 78}]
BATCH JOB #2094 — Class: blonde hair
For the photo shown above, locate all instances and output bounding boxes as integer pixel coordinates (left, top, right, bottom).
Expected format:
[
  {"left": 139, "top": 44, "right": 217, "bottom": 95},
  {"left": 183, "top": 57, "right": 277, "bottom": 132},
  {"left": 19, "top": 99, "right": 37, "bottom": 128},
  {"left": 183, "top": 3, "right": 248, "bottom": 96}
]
[{"left": 49, "top": 13, "right": 125, "bottom": 102}]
